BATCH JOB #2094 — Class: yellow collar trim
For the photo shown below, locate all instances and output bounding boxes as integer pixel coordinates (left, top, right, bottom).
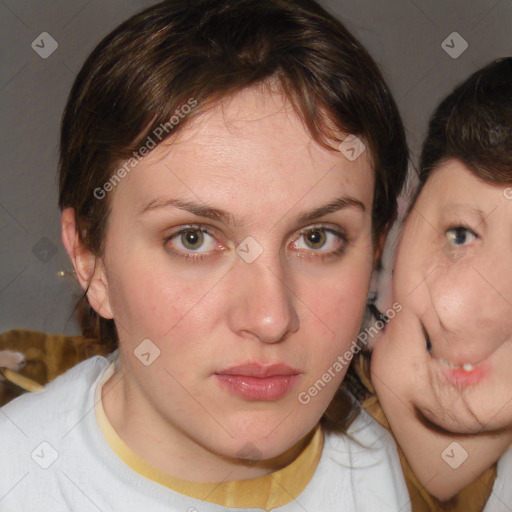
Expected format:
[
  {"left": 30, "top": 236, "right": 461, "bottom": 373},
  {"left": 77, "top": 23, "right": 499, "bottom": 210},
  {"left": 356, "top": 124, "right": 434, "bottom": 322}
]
[{"left": 94, "top": 363, "right": 323, "bottom": 510}]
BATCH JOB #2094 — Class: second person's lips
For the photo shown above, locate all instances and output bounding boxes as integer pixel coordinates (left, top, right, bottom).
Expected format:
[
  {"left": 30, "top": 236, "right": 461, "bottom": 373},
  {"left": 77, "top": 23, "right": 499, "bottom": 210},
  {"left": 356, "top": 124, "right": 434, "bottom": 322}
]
[{"left": 421, "top": 321, "right": 494, "bottom": 386}]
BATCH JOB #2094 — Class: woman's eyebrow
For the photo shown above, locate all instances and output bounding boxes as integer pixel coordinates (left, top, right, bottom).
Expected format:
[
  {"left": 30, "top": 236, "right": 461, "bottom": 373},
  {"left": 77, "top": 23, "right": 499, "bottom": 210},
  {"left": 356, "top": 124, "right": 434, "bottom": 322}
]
[
  {"left": 138, "top": 195, "right": 365, "bottom": 226},
  {"left": 296, "top": 196, "right": 365, "bottom": 224},
  {"left": 443, "top": 203, "right": 486, "bottom": 218},
  {"left": 139, "top": 197, "right": 236, "bottom": 225}
]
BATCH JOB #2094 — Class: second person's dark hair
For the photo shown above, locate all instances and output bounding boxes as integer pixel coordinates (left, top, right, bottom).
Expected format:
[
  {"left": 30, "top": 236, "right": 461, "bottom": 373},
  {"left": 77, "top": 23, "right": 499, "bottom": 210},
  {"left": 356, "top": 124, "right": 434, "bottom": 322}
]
[{"left": 419, "top": 57, "right": 512, "bottom": 191}]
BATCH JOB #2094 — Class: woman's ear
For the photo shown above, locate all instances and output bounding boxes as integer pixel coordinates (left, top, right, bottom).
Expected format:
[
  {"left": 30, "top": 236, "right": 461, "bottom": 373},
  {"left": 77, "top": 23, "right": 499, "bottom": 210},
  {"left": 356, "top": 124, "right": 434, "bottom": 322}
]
[{"left": 61, "top": 208, "right": 114, "bottom": 320}]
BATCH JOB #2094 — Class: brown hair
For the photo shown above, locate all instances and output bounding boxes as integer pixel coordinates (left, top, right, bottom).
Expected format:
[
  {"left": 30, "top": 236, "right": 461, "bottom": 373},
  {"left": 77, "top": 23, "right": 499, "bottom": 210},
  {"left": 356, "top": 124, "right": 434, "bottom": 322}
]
[
  {"left": 58, "top": 0, "right": 408, "bottom": 355},
  {"left": 417, "top": 57, "right": 512, "bottom": 199}
]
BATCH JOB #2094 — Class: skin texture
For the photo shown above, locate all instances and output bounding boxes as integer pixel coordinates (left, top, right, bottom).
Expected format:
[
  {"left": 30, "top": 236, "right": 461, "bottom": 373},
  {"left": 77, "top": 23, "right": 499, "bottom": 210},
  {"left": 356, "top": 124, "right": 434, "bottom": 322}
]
[
  {"left": 62, "top": 87, "right": 376, "bottom": 482},
  {"left": 372, "top": 159, "right": 512, "bottom": 500}
]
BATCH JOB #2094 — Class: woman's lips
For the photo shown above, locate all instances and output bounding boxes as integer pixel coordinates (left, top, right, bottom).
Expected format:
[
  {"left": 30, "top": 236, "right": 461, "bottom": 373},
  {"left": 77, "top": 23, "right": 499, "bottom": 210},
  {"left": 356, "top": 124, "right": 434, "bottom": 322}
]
[
  {"left": 215, "top": 364, "right": 300, "bottom": 401},
  {"left": 421, "top": 322, "right": 491, "bottom": 387},
  {"left": 440, "top": 362, "right": 490, "bottom": 387}
]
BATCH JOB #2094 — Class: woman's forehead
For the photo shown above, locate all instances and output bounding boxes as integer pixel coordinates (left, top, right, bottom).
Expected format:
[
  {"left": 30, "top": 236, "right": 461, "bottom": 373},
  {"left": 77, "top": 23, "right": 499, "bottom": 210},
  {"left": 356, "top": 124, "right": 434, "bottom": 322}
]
[{"left": 109, "top": 89, "right": 375, "bottom": 219}]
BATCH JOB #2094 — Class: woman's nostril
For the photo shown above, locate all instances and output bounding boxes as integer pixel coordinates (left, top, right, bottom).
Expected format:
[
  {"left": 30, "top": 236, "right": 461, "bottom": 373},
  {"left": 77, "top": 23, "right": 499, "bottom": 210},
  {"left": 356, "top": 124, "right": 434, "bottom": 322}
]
[{"left": 421, "top": 322, "right": 433, "bottom": 354}]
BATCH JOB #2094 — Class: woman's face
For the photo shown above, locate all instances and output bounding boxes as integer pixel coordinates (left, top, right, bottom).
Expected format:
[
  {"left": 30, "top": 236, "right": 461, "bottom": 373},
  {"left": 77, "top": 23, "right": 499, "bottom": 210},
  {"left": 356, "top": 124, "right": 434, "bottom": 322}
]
[
  {"left": 373, "top": 159, "right": 512, "bottom": 434},
  {"left": 92, "top": 87, "right": 375, "bottom": 461}
]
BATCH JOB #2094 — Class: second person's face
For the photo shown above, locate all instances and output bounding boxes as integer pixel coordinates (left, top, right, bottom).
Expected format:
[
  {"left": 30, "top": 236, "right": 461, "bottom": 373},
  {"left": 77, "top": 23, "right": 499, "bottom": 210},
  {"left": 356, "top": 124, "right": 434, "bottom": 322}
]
[{"left": 373, "top": 159, "right": 512, "bottom": 434}]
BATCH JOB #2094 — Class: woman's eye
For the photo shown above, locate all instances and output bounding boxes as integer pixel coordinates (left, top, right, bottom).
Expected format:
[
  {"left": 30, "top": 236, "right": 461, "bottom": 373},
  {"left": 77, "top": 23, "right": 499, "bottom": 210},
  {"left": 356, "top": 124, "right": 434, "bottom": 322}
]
[
  {"left": 168, "top": 227, "right": 218, "bottom": 253},
  {"left": 291, "top": 226, "right": 346, "bottom": 254},
  {"left": 445, "top": 227, "right": 477, "bottom": 246}
]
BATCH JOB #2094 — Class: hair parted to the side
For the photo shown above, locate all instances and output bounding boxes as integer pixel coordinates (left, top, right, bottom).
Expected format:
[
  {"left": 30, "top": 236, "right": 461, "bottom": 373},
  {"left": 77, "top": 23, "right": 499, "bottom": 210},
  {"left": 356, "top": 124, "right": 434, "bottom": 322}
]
[
  {"left": 58, "top": 0, "right": 408, "bottom": 369},
  {"left": 417, "top": 57, "right": 512, "bottom": 195}
]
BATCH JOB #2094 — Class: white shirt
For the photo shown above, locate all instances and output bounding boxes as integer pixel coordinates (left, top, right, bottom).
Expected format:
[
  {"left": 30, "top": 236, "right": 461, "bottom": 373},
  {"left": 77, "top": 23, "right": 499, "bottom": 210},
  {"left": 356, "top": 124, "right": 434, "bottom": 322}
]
[
  {"left": 483, "top": 446, "right": 512, "bottom": 512},
  {"left": 0, "top": 355, "right": 411, "bottom": 512}
]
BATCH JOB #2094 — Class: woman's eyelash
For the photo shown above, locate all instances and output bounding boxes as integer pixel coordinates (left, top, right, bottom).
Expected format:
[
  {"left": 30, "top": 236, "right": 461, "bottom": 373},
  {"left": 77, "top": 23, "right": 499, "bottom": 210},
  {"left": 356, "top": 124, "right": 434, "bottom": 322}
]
[
  {"left": 164, "top": 225, "right": 217, "bottom": 243},
  {"left": 444, "top": 224, "right": 479, "bottom": 247},
  {"left": 163, "top": 225, "right": 219, "bottom": 260},
  {"left": 163, "top": 224, "right": 350, "bottom": 263},
  {"left": 293, "top": 226, "right": 349, "bottom": 259},
  {"left": 445, "top": 223, "right": 479, "bottom": 236}
]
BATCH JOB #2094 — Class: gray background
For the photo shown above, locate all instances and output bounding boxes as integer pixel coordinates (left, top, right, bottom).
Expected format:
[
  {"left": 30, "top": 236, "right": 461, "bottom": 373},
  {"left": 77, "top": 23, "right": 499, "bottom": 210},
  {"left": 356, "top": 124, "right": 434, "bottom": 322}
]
[{"left": 0, "top": 0, "right": 510, "bottom": 336}]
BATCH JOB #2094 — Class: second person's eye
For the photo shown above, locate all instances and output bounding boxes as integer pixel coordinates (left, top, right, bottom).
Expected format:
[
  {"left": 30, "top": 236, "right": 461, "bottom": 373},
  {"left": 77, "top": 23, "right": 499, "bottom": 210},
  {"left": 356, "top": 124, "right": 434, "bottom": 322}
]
[{"left": 445, "top": 226, "right": 477, "bottom": 246}]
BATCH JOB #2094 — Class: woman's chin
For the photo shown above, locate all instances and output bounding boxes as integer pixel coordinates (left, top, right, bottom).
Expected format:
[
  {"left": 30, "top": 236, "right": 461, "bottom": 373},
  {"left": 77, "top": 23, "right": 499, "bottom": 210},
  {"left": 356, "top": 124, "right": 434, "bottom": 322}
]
[
  {"left": 209, "top": 428, "right": 313, "bottom": 474},
  {"left": 419, "top": 407, "right": 485, "bottom": 435},
  {"left": 417, "top": 394, "right": 512, "bottom": 435}
]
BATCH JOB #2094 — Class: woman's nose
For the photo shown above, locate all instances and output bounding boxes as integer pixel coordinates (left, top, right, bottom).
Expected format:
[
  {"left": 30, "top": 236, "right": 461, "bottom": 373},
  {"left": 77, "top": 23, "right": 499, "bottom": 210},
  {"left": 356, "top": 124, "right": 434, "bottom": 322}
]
[
  {"left": 226, "top": 253, "right": 300, "bottom": 344},
  {"left": 427, "top": 260, "right": 512, "bottom": 358}
]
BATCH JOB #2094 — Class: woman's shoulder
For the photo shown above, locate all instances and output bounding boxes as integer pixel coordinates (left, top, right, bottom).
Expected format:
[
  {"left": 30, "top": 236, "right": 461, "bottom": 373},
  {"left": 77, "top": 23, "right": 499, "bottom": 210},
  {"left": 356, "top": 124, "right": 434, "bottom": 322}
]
[
  {"left": 324, "top": 407, "right": 402, "bottom": 460},
  {"left": 496, "top": 443, "right": 512, "bottom": 472},
  {"left": 318, "top": 408, "right": 411, "bottom": 512},
  {"left": 483, "top": 444, "right": 512, "bottom": 512},
  {"left": 0, "top": 355, "right": 111, "bottom": 438}
]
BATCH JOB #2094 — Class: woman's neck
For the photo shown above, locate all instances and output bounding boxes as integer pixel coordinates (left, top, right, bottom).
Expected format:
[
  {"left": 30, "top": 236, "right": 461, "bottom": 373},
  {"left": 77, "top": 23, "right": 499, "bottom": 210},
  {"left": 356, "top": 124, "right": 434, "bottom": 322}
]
[{"left": 101, "top": 364, "right": 316, "bottom": 482}]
